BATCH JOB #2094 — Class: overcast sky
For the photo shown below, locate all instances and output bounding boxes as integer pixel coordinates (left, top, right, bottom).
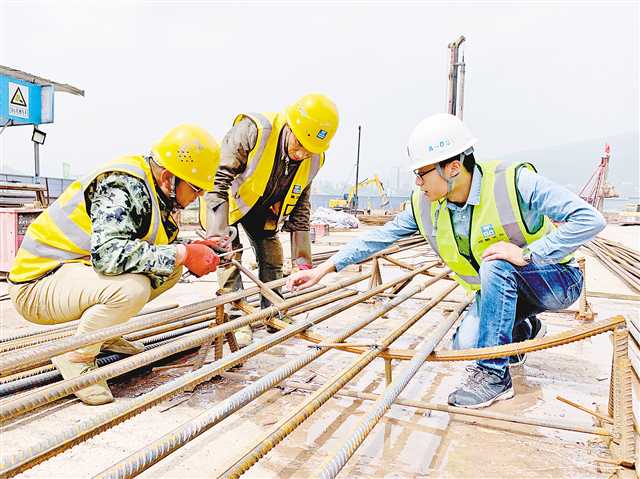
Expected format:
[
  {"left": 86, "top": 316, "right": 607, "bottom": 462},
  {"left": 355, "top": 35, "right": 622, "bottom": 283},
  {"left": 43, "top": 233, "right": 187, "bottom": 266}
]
[{"left": 1, "top": 1, "right": 637, "bottom": 191}]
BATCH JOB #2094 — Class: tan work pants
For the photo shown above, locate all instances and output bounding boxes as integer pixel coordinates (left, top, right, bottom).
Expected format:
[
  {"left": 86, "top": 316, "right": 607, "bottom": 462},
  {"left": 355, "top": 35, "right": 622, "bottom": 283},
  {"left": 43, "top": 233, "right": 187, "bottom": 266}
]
[{"left": 8, "top": 263, "right": 182, "bottom": 359}]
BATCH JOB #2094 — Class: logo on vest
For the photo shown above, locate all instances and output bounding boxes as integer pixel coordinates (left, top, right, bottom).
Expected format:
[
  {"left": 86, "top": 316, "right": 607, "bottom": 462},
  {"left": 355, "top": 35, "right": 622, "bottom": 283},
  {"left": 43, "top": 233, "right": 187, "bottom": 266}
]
[
  {"left": 293, "top": 184, "right": 302, "bottom": 194},
  {"left": 480, "top": 224, "right": 496, "bottom": 240},
  {"left": 316, "top": 129, "right": 327, "bottom": 139}
]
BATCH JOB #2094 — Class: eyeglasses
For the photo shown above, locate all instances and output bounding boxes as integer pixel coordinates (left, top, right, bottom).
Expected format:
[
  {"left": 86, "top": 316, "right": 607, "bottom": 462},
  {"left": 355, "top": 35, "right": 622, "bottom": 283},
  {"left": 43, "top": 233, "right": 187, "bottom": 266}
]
[{"left": 413, "top": 165, "right": 437, "bottom": 183}]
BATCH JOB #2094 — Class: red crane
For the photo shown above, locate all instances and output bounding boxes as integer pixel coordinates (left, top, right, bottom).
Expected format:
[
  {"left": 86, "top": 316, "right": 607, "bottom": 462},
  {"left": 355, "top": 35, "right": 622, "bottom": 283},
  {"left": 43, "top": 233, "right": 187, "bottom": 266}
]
[{"left": 578, "top": 144, "right": 619, "bottom": 211}]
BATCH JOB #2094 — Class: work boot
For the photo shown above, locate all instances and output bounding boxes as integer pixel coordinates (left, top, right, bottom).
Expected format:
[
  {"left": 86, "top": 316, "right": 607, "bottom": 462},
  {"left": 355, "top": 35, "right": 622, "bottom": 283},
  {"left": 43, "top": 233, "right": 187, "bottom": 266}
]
[
  {"left": 51, "top": 354, "right": 114, "bottom": 406},
  {"left": 101, "top": 337, "right": 145, "bottom": 355},
  {"left": 509, "top": 316, "right": 547, "bottom": 367},
  {"left": 266, "top": 313, "right": 293, "bottom": 334},
  {"left": 234, "top": 325, "right": 253, "bottom": 348},
  {"left": 447, "top": 365, "right": 514, "bottom": 409}
]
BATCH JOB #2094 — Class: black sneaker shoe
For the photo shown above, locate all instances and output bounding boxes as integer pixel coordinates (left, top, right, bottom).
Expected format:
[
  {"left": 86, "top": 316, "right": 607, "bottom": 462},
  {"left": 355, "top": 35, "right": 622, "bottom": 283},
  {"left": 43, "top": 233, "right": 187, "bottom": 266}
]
[
  {"left": 509, "top": 316, "right": 547, "bottom": 367},
  {"left": 448, "top": 365, "right": 514, "bottom": 409}
]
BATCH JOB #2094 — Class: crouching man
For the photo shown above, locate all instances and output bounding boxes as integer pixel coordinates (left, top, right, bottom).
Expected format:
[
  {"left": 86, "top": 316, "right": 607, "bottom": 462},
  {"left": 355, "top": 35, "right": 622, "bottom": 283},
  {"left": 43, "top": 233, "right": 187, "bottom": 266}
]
[
  {"left": 9, "top": 125, "right": 224, "bottom": 405},
  {"left": 288, "top": 113, "right": 606, "bottom": 409}
]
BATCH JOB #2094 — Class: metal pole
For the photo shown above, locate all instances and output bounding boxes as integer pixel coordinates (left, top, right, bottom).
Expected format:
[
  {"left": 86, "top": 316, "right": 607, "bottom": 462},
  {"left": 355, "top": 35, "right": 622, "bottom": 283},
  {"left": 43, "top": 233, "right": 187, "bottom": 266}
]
[
  {"left": 353, "top": 125, "right": 361, "bottom": 213},
  {"left": 319, "top": 297, "right": 471, "bottom": 478},
  {"left": 458, "top": 52, "right": 466, "bottom": 120},
  {"left": 446, "top": 36, "right": 465, "bottom": 116},
  {"left": 34, "top": 141, "right": 40, "bottom": 179}
]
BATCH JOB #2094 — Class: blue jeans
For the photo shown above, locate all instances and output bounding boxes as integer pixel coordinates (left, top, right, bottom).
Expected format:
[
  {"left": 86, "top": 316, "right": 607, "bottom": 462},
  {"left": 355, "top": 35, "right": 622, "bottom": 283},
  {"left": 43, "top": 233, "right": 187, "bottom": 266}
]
[{"left": 452, "top": 260, "right": 583, "bottom": 375}]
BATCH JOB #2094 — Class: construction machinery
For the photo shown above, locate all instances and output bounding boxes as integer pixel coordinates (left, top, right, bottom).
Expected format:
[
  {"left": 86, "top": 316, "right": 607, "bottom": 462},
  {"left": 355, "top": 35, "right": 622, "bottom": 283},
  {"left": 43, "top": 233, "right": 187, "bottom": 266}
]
[
  {"left": 329, "top": 175, "right": 390, "bottom": 211},
  {"left": 578, "top": 143, "right": 619, "bottom": 212}
]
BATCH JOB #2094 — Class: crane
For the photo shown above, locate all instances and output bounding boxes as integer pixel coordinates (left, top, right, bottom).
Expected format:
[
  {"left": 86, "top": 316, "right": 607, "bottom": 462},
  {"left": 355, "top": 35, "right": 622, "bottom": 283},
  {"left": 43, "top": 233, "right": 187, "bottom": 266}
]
[
  {"left": 329, "top": 175, "right": 389, "bottom": 211},
  {"left": 578, "top": 144, "right": 619, "bottom": 212}
]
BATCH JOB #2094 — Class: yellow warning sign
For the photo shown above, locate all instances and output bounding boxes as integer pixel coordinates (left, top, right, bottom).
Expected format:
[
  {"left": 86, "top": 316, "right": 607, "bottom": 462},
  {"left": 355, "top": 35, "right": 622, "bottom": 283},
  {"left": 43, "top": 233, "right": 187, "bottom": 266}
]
[
  {"left": 8, "top": 82, "right": 29, "bottom": 119},
  {"left": 10, "top": 86, "right": 27, "bottom": 107}
]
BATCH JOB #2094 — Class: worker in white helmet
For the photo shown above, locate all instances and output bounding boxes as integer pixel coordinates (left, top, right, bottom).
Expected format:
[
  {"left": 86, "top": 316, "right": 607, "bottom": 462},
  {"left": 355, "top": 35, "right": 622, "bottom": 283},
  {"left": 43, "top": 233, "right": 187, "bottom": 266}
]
[{"left": 288, "top": 113, "right": 606, "bottom": 409}]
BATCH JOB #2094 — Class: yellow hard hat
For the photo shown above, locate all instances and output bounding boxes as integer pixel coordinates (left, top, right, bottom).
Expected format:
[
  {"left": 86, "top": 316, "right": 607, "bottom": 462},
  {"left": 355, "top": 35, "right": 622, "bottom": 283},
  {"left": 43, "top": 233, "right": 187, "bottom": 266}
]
[
  {"left": 285, "top": 93, "right": 339, "bottom": 154},
  {"left": 151, "top": 124, "right": 221, "bottom": 191}
]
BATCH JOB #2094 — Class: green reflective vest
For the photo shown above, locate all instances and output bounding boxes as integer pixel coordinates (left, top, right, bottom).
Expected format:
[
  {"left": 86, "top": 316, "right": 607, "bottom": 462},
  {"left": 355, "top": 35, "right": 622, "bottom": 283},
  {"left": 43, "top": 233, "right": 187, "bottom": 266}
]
[{"left": 411, "top": 160, "right": 572, "bottom": 292}]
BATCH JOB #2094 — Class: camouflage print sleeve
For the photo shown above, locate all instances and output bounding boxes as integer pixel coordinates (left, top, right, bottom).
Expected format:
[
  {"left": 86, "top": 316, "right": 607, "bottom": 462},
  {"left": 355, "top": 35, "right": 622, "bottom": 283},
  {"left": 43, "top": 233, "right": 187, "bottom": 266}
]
[{"left": 88, "top": 172, "right": 178, "bottom": 285}]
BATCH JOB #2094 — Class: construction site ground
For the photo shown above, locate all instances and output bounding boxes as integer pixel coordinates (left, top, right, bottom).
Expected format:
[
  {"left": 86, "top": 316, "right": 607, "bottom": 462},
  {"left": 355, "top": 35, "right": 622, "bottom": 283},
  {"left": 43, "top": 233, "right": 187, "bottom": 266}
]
[{"left": 1, "top": 223, "right": 638, "bottom": 478}]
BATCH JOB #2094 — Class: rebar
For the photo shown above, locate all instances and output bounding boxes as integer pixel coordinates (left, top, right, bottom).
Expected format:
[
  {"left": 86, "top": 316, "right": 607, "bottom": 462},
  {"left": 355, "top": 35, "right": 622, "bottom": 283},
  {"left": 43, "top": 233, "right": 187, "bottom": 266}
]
[
  {"left": 0, "top": 278, "right": 295, "bottom": 378},
  {"left": 219, "top": 279, "right": 456, "bottom": 479},
  {"left": 0, "top": 289, "right": 358, "bottom": 398},
  {"left": 0, "top": 303, "right": 180, "bottom": 353},
  {"left": 282, "top": 381, "right": 611, "bottom": 437},
  {"left": 5, "top": 268, "right": 437, "bottom": 476},
  {"left": 0, "top": 271, "right": 382, "bottom": 423},
  {"left": 0, "top": 320, "right": 220, "bottom": 397},
  {"left": 95, "top": 268, "right": 448, "bottom": 479},
  {"left": 318, "top": 297, "right": 470, "bottom": 479}
]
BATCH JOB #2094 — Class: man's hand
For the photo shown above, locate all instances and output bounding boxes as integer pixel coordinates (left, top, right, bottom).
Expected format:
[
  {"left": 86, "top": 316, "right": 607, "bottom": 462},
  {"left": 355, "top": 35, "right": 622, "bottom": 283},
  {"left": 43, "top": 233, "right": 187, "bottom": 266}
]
[
  {"left": 192, "top": 236, "right": 231, "bottom": 252},
  {"left": 286, "top": 261, "right": 336, "bottom": 291},
  {"left": 481, "top": 241, "right": 528, "bottom": 266},
  {"left": 181, "top": 244, "right": 221, "bottom": 277}
]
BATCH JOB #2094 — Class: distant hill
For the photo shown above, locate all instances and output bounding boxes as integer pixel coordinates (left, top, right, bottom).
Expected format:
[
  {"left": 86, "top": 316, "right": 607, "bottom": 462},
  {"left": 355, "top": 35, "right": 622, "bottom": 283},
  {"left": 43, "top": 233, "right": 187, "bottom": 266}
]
[{"left": 499, "top": 131, "right": 639, "bottom": 198}]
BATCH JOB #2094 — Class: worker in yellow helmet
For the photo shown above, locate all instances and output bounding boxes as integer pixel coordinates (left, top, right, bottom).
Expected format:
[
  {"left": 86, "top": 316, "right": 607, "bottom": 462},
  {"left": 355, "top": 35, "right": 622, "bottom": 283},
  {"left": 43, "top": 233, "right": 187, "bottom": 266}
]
[
  {"left": 200, "top": 93, "right": 339, "bottom": 347},
  {"left": 8, "top": 124, "right": 223, "bottom": 406}
]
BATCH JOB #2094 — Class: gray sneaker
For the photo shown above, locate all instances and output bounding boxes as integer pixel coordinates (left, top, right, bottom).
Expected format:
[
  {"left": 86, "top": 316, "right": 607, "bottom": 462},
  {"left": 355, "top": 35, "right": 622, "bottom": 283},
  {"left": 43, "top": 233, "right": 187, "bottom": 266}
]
[{"left": 448, "top": 365, "right": 514, "bottom": 409}]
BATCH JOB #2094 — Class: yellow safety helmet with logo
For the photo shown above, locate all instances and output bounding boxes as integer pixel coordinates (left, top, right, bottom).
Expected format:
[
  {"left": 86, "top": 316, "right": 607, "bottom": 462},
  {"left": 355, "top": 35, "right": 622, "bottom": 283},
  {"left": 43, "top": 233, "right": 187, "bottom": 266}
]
[
  {"left": 151, "top": 124, "right": 221, "bottom": 191},
  {"left": 285, "top": 93, "right": 339, "bottom": 154}
]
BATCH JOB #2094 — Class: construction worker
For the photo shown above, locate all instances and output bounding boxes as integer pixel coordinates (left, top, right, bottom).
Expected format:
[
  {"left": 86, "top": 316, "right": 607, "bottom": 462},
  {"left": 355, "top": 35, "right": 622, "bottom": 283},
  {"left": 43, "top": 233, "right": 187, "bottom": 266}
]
[
  {"left": 8, "top": 125, "right": 223, "bottom": 405},
  {"left": 288, "top": 113, "right": 606, "bottom": 409},
  {"left": 201, "top": 93, "right": 339, "bottom": 347}
]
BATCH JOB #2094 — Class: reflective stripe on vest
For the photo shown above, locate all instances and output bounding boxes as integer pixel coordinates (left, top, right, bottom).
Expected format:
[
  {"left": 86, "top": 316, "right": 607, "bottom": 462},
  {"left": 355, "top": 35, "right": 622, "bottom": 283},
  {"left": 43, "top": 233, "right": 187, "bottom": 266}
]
[
  {"left": 227, "top": 112, "right": 324, "bottom": 225},
  {"left": 9, "top": 156, "right": 168, "bottom": 283}
]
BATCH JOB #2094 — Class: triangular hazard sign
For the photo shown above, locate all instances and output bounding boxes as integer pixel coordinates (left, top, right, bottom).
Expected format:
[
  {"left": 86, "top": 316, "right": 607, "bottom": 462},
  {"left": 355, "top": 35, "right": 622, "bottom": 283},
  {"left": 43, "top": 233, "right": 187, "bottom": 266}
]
[{"left": 10, "top": 87, "right": 27, "bottom": 107}]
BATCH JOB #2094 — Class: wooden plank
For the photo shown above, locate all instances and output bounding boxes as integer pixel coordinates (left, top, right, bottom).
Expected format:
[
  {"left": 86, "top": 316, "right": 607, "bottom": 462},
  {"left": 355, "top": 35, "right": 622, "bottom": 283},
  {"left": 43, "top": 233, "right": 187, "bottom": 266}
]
[{"left": 0, "top": 182, "right": 47, "bottom": 191}]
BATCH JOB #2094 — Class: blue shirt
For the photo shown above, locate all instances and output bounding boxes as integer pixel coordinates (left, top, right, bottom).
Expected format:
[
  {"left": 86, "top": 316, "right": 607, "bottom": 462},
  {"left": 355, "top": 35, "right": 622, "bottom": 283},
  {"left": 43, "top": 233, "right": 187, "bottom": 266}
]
[{"left": 331, "top": 165, "right": 606, "bottom": 270}]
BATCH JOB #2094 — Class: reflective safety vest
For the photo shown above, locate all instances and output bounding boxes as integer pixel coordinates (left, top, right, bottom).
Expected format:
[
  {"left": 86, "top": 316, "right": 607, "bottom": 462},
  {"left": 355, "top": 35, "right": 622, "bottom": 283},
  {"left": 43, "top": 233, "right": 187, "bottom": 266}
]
[
  {"left": 411, "top": 160, "right": 573, "bottom": 292},
  {"left": 9, "top": 155, "right": 175, "bottom": 283},
  {"left": 226, "top": 112, "right": 324, "bottom": 226}
]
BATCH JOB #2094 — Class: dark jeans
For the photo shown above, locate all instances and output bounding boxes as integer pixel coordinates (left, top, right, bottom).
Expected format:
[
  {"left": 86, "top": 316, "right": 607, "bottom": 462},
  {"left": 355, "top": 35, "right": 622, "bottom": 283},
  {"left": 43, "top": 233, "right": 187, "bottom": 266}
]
[
  {"left": 452, "top": 260, "right": 583, "bottom": 375},
  {"left": 217, "top": 223, "right": 284, "bottom": 309}
]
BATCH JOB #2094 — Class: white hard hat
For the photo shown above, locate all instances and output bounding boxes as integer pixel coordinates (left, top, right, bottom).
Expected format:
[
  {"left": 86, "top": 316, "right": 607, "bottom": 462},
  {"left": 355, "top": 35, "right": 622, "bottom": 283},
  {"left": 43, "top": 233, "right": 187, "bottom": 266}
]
[{"left": 407, "top": 113, "right": 478, "bottom": 171}]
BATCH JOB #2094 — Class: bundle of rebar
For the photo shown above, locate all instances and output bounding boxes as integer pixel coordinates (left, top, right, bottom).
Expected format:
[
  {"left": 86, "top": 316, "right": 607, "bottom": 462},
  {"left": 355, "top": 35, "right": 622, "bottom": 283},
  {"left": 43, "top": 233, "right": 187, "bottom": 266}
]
[{"left": 583, "top": 236, "right": 640, "bottom": 293}]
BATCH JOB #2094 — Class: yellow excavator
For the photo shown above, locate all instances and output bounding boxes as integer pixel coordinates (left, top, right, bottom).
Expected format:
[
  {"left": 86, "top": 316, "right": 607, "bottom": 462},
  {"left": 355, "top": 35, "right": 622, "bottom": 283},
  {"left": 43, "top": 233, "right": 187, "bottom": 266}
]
[{"left": 329, "top": 175, "right": 390, "bottom": 211}]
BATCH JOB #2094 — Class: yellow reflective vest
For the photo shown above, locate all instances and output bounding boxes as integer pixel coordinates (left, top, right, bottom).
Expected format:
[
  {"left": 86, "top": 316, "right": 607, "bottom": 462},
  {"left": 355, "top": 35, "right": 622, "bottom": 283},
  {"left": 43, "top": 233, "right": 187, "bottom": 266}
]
[
  {"left": 9, "top": 155, "right": 174, "bottom": 283},
  {"left": 411, "top": 160, "right": 573, "bottom": 292},
  {"left": 200, "top": 112, "right": 324, "bottom": 229}
]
